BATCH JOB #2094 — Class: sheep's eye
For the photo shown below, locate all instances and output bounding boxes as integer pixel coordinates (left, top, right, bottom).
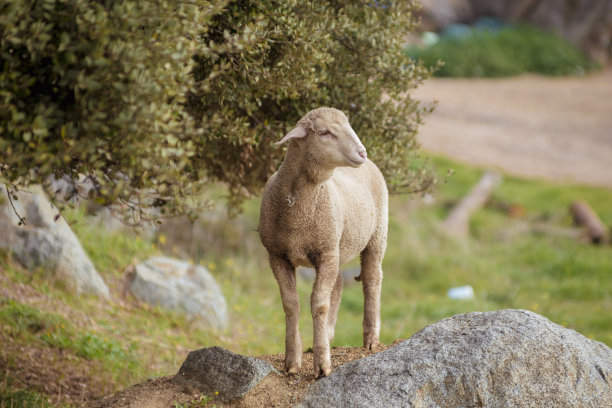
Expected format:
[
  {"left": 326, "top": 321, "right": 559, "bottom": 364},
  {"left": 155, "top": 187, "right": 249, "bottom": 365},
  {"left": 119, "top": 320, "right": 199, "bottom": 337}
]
[{"left": 320, "top": 130, "right": 335, "bottom": 140}]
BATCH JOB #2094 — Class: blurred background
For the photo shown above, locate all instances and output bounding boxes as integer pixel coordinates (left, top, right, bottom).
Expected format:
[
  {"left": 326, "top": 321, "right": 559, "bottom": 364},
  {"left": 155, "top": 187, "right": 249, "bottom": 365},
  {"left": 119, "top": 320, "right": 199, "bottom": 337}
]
[
  {"left": 412, "top": 0, "right": 612, "bottom": 189},
  {"left": 1, "top": 0, "right": 611, "bottom": 406}
]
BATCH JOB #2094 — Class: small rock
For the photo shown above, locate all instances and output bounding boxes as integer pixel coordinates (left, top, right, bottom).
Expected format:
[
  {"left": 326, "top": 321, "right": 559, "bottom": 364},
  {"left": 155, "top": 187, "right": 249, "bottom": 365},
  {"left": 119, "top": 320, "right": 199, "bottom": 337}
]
[
  {"left": 173, "top": 346, "right": 277, "bottom": 401},
  {"left": 128, "top": 257, "right": 228, "bottom": 330}
]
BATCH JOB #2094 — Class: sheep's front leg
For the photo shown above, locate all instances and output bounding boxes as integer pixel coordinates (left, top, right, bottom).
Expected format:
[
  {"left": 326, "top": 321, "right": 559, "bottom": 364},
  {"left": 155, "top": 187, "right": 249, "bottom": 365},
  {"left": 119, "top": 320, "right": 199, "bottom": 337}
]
[
  {"left": 270, "top": 256, "right": 302, "bottom": 373},
  {"left": 360, "top": 247, "right": 383, "bottom": 349},
  {"left": 327, "top": 272, "right": 343, "bottom": 342},
  {"left": 311, "top": 254, "right": 339, "bottom": 378}
]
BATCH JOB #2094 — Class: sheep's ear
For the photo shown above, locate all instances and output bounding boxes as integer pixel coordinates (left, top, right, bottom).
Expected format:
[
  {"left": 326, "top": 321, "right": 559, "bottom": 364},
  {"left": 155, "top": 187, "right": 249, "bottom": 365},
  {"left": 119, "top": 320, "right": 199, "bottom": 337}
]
[{"left": 276, "top": 125, "right": 307, "bottom": 145}]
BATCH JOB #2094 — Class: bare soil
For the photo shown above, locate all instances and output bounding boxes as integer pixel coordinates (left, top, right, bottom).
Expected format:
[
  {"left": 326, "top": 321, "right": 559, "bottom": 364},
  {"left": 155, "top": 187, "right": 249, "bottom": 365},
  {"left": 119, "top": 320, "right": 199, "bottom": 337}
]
[
  {"left": 89, "top": 344, "right": 392, "bottom": 408},
  {"left": 0, "top": 271, "right": 116, "bottom": 406},
  {"left": 0, "top": 333, "right": 115, "bottom": 406},
  {"left": 413, "top": 69, "right": 612, "bottom": 188}
]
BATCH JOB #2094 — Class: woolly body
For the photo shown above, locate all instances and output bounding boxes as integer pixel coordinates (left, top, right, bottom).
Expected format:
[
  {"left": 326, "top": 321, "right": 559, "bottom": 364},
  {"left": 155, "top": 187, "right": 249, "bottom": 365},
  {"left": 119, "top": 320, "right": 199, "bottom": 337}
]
[
  {"left": 260, "top": 162, "right": 386, "bottom": 268},
  {"left": 259, "top": 107, "right": 388, "bottom": 377}
]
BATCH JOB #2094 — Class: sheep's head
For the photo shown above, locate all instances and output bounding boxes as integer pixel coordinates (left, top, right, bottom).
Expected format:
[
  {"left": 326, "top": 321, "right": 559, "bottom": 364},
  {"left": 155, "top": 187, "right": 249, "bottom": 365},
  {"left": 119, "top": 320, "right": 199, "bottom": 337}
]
[{"left": 277, "top": 107, "right": 367, "bottom": 168}]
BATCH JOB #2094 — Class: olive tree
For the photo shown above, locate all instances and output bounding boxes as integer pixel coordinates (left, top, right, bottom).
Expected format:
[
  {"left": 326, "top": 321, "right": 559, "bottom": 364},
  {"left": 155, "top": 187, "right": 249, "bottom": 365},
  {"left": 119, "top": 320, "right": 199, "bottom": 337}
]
[
  {"left": 0, "top": 0, "right": 434, "bottom": 218},
  {"left": 189, "top": 0, "right": 435, "bottom": 207}
]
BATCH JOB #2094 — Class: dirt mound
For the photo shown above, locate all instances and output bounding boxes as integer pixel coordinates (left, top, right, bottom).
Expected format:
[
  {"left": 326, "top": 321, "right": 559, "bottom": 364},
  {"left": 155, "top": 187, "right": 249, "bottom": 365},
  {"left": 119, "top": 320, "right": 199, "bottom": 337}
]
[{"left": 90, "top": 344, "right": 393, "bottom": 408}]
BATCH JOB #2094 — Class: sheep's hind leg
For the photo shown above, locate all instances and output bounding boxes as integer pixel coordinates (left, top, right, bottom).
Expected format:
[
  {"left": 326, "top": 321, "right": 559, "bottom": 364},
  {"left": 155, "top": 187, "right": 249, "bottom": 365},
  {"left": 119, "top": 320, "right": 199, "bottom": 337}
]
[
  {"left": 360, "top": 247, "right": 383, "bottom": 349},
  {"left": 311, "top": 254, "right": 339, "bottom": 378},
  {"left": 270, "top": 256, "right": 302, "bottom": 373}
]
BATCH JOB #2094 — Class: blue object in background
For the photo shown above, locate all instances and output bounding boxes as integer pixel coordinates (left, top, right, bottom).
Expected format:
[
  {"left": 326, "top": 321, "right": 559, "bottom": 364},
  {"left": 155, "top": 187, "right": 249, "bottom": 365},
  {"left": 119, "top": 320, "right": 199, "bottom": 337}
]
[
  {"left": 473, "top": 17, "right": 506, "bottom": 32},
  {"left": 448, "top": 285, "right": 475, "bottom": 300},
  {"left": 442, "top": 18, "right": 508, "bottom": 40},
  {"left": 442, "top": 23, "right": 472, "bottom": 39}
]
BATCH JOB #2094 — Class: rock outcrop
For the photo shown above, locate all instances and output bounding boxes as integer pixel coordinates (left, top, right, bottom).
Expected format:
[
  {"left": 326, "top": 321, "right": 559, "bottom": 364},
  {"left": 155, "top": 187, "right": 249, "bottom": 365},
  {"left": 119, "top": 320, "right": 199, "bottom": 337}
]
[
  {"left": 0, "top": 185, "right": 109, "bottom": 297},
  {"left": 128, "top": 257, "right": 228, "bottom": 330},
  {"left": 90, "top": 310, "right": 612, "bottom": 408},
  {"left": 298, "top": 309, "right": 612, "bottom": 408}
]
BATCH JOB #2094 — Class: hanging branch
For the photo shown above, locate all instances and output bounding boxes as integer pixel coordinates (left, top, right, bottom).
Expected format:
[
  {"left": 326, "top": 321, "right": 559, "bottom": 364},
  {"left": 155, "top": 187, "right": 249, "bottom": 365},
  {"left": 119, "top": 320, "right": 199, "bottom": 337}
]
[{"left": 5, "top": 187, "right": 26, "bottom": 226}]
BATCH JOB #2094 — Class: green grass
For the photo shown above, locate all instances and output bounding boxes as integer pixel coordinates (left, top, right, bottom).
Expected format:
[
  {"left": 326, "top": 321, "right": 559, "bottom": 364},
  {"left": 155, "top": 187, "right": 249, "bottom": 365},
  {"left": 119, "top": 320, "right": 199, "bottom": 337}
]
[
  {"left": 65, "top": 213, "right": 156, "bottom": 279},
  {"left": 0, "top": 298, "right": 139, "bottom": 380},
  {"left": 407, "top": 24, "right": 597, "bottom": 77},
  {"left": 172, "top": 395, "right": 220, "bottom": 408},
  {"left": 0, "top": 389, "right": 54, "bottom": 408},
  {"left": 1, "top": 156, "right": 612, "bottom": 406}
]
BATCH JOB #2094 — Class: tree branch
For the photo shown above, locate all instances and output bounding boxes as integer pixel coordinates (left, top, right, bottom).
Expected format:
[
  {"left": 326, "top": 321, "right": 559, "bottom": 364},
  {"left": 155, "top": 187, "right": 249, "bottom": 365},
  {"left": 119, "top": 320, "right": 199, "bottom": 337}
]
[{"left": 5, "top": 187, "right": 26, "bottom": 226}]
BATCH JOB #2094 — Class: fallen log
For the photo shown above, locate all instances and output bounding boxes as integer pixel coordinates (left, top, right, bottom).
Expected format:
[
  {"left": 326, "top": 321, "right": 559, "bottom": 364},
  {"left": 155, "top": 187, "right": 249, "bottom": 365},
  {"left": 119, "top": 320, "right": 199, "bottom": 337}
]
[
  {"left": 442, "top": 170, "right": 502, "bottom": 238},
  {"left": 569, "top": 200, "right": 609, "bottom": 244}
]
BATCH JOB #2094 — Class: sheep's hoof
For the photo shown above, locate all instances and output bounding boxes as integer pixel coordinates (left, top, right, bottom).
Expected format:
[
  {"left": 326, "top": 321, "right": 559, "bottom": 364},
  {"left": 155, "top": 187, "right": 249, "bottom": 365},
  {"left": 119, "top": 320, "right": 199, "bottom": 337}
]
[
  {"left": 315, "top": 366, "right": 331, "bottom": 378},
  {"left": 286, "top": 366, "right": 300, "bottom": 374},
  {"left": 285, "top": 362, "right": 301, "bottom": 374},
  {"left": 363, "top": 334, "right": 380, "bottom": 350},
  {"left": 314, "top": 362, "right": 332, "bottom": 378}
]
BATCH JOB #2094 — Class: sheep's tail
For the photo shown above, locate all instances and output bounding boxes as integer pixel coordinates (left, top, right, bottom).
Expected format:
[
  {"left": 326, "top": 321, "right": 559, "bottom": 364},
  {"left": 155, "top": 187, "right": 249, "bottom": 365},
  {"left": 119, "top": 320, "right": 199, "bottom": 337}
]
[{"left": 354, "top": 273, "right": 362, "bottom": 282}]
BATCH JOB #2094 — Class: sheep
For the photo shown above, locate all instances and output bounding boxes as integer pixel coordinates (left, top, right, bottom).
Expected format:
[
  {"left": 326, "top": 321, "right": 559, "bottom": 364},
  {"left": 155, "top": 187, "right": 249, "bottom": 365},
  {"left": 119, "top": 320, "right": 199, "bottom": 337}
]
[{"left": 258, "top": 107, "right": 388, "bottom": 378}]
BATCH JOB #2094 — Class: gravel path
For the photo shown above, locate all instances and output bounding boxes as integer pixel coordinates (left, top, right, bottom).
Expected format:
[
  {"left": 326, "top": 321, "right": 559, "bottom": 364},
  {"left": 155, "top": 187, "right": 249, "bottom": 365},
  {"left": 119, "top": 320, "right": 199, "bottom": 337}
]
[{"left": 413, "top": 69, "right": 612, "bottom": 189}]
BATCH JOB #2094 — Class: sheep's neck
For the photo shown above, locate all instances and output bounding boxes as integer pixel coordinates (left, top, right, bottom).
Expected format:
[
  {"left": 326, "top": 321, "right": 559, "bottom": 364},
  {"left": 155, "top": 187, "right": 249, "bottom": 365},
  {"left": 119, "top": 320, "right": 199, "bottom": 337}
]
[{"left": 279, "top": 146, "right": 334, "bottom": 206}]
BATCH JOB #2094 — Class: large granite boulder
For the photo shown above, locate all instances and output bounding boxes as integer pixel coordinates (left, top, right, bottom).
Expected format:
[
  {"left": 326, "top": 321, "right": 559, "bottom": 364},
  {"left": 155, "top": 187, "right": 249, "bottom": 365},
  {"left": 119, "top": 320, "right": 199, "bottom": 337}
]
[
  {"left": 0, "top": 185, "right": 110, "bottom": 297},
  {"left": 128, "top": 257, "right": 228, "bottom": 330},
  {"left": 298, "top": 309, "right": 612, "bottom": 408}
]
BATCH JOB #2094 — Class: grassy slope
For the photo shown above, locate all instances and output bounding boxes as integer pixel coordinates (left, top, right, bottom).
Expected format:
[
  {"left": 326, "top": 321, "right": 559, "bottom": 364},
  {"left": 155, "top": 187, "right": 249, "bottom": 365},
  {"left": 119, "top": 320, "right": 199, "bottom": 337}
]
[{"left": 1, "top": 157, "right": 611, "bottom": 406}]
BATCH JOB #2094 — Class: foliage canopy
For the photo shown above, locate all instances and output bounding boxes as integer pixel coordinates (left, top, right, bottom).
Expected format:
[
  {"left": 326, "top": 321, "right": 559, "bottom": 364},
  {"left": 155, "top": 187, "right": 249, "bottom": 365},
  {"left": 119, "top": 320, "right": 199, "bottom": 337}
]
[{"left": 1, "top": 0, "right": 434, "bottom": 217}]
